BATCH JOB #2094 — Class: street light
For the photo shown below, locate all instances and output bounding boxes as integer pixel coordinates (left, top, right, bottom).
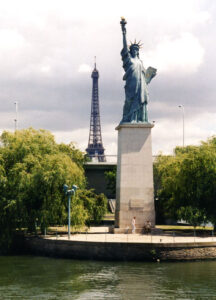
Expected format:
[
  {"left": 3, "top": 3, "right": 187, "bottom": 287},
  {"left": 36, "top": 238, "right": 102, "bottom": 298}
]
[
  {"left": 14, "top": 101, "right": 18, "bottom": 131},
  {"left": 63, "top": 184, "right": 78, "bottom": 239},
  {"left": 178, "top": 105, "right": 185, "bottom": 147}
]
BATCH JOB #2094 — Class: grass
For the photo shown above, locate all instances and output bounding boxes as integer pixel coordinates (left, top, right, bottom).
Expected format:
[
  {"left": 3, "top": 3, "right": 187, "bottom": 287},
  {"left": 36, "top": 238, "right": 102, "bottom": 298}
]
[
  {"left": 49, "top": 224, "right": 213, "bottom": 233},
  {"left": 103, "top": 213, "right": 115, "bottom": 220},
  {"left": 48, "top": 225, "right": 89, "bottom": 234},
  {"left": 156, "top": 225, "right": 213, "bottom": 231},
  {"left": 32, "top": 215, "right": 214, "bottom": 235},
  {"left": 103, "top": 214, "right": 214, "bottom": 231}
]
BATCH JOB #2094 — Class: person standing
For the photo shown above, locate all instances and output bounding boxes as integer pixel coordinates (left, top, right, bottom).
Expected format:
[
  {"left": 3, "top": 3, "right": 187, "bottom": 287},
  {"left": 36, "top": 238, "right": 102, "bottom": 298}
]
[{"left": 132, "top": 216, "right": 136, "bottom": 234}]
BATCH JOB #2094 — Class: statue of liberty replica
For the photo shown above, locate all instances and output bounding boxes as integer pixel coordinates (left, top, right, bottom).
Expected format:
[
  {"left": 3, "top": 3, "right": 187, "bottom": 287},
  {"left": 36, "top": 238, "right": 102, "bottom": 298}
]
[
  {"left": 120, "top": 17, "right": 157, "bottom": 123},
  {"left": 113, "top": 18, "right": 157, "bottom": 233}
]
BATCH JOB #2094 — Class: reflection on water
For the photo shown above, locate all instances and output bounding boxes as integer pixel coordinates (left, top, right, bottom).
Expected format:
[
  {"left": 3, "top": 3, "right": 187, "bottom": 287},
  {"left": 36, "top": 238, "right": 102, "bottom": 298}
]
[{"left": 0, "top": 256, "right": 216, "bottom": 299}]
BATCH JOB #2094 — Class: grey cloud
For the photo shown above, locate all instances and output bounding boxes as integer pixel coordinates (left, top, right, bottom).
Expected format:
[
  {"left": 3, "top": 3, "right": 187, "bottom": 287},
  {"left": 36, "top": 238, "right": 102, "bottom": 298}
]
[{"left": 0, "top": 1, "right": 215, "bottom": 153}]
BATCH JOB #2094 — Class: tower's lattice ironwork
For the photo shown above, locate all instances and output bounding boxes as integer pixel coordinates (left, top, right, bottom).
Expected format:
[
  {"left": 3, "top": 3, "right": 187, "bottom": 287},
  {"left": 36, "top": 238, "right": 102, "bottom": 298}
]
[{"left": 86, "top": 61, "right": 106, "bottom": 162}]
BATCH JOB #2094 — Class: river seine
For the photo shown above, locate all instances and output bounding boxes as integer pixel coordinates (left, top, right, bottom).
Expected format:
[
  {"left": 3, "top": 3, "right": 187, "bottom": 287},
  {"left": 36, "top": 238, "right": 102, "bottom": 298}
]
[{"left": 0, "top": 256, "right": 216, "bottom": 299}]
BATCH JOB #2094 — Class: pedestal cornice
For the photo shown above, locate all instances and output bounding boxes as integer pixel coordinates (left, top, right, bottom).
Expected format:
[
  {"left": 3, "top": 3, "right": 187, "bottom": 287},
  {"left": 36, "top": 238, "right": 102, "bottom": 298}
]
[{"left": 116, "top": 122, "right": 154, "bottom": 130}]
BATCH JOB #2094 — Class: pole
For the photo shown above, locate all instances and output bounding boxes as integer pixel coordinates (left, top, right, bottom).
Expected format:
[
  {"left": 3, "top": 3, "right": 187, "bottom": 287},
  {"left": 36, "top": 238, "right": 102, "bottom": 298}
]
[
  {"left": 68, "top": 195, "right": 71, "bottom": 240},
  {"left": 63, "top": 184, "right": 77, "bottom": 240},
  {"left": 14, "top": 101, "right": 18, "bottom": 131},
  {"left": 178, "top": 105, "right": 184, "bottom": 147},
  {"left": 183, "top": 106, "right": 185, "bottom": 147}
]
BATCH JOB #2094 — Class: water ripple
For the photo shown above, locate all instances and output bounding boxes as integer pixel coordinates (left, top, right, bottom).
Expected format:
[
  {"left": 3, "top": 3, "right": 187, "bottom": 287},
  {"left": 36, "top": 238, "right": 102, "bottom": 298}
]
[{"left": 0, "top": 257, "right": 216, "bottom": 299}]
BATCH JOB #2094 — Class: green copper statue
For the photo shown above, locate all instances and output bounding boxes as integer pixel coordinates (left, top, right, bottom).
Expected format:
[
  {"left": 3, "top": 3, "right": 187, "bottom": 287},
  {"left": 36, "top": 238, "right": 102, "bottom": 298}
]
[{"left": 120, "top": 17, "right": 157, "bottom": 123}]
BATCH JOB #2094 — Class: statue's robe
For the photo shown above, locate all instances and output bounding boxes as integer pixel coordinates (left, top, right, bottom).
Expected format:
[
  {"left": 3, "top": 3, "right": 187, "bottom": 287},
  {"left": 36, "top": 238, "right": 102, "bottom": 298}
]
[{"left": 121, "top": 47, "right": 156, "bottom": 123}]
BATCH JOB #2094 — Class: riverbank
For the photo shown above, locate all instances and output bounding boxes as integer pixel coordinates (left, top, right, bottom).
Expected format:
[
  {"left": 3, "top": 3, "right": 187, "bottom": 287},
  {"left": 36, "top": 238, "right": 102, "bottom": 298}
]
[{"left": 25, "top": 226, "right": 216, "bottom": 261}]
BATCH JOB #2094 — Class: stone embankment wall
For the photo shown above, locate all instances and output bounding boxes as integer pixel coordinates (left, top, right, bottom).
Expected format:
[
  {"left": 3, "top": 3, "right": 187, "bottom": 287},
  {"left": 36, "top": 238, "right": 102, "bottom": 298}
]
[{"left": 25, "top": 237, "right": 216, "bottom": 261}]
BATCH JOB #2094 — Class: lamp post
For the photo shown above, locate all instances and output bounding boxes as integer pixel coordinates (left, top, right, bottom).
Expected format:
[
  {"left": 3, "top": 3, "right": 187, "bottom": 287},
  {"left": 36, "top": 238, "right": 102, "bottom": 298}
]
[
  {"left": 63, "top": 184, "right": 78, "bottom": 239},
  {"left": 178, "top": 105, "right": 185, "bottom": 147},
  {"left": 14, "top": 101, "right": 18, "bottom": 131}
]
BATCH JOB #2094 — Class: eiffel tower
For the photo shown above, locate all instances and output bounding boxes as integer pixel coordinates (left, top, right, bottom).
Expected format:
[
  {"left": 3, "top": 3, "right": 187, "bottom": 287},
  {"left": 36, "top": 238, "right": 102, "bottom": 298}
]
[{"left": 86, "top": 59, "right": 106, "bottom": 162}]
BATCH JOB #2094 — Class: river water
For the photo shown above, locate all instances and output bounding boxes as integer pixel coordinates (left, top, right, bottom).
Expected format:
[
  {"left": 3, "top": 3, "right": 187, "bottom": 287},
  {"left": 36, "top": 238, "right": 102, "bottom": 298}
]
[{"left": 0, "top": 256, "right": 216, "bottom": 299}]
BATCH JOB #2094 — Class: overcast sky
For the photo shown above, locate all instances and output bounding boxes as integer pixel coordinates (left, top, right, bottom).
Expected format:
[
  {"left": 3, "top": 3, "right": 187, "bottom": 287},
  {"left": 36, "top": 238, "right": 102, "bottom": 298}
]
[{"left": 0, "top": 0, "right": 215, "bottom": 155}]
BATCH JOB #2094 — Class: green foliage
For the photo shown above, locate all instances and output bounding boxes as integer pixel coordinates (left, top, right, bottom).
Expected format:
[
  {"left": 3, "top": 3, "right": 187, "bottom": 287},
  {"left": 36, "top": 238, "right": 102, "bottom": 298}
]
[
  {"left": 70, "top": 201, "right": 89, "bottom": 229},
  {"left": 58, "top": 142, "right": 87, "bottom": 168},
  {"left": 0, "top": 128, "right": 108, "bottom": 250},
  {"left": 0, "top": 128, "right": 87, "bottom": 248},
  {"left": 76, "top": 189, "right": 107, "bottom": 226},
  {"left": 0, "top": 198, "right": 17, "bottom": 253},
  {"left": 104, "top": 167, "right": 116, "bottom": 197},
  {"left": 154, "top": 154, "right": 178, "bottom": 222},
  {"left": 65, "top": 189, "right": 107, "bottom": 230},
  {"left": 154, "top": 137, "right": 216, "bottom": 226},
  {"left": 177, "top": 206, "right": 207, "bottom": 228}
]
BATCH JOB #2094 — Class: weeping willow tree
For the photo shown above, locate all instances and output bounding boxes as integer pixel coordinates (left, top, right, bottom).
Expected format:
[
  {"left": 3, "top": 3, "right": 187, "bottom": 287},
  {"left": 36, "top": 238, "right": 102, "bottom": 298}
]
[
  {"left": 154, "top": 137, "right": 216, "bottom": 227},
  {"left": 0, "top": 128, "right": 107, "bottom": 252}
]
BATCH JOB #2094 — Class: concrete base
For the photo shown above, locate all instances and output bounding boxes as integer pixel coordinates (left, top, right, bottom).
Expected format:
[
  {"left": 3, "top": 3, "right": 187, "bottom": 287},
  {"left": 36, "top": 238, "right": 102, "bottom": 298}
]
[
  {"left": 26, "top": 236, "right": 216, "bottom": 261},
  {"left": 109, "top": 227, "right": 143, "bottom": 234},
  {"left": 109, "top": 227, "right": 163, "bottom": 235},
  {"left": 115, "top": 123, "right": 155, "bottom": 231}
]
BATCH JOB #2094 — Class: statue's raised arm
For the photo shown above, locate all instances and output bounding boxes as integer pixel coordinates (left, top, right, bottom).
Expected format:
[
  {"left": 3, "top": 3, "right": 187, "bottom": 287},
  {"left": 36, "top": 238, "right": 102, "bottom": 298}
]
[
  {"left": 119, "top": 17, "right": 157, "bottom": 124},
  {"left": 120, "top": 17, "right": 128, "bottom": 51}
]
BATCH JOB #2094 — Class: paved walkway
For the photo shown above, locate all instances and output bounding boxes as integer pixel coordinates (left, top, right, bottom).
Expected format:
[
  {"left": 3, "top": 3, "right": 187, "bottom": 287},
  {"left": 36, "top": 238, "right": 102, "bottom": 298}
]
[{"left": 47, "top": 227, "right": 216, "bottom": 244}]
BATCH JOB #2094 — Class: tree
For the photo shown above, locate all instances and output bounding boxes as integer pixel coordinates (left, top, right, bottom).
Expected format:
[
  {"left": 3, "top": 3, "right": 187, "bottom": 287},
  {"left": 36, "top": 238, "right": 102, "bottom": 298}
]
[
  {"left": 104, "top": 167, "right": 116, "bottom": 197},
  {"left": 154, "top": 137, "right": 216, "bottom": 226},
  {"left": 0, "top": 128, "right": 108, "bottom": 251},
  {"left": 76, "top": 189, "right": 107, "bottom": 226},
  {"left": 0, "top": 128, "right": 86, "bottom": 248},
  {"left": 154, "top": 154, "right": 179, "bottom": 222},
  {"left": 0, "top": 156, "right": 16, "bottom": 252},
  {"left": 177, "top": 206, "right": 207, "bottom": 230}
]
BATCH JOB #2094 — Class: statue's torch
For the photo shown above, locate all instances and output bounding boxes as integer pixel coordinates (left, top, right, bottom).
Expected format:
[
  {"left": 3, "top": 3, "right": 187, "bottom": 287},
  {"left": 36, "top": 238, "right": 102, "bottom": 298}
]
[{"left": 120, "top": 17, "right": 127, "bottom": 33}]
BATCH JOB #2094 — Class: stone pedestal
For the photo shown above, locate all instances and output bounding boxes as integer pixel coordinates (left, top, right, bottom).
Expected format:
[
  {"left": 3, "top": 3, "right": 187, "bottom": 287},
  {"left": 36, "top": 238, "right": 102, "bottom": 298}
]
[{"left": 114, "top": 123, "right": 155, "bottom": 232}]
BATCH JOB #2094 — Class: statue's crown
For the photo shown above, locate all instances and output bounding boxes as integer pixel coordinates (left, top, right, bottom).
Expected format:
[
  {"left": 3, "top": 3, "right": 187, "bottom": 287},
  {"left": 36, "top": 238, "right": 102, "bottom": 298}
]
[{"left": 129, "top": 39, "right": 143, "bottom": 49}]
